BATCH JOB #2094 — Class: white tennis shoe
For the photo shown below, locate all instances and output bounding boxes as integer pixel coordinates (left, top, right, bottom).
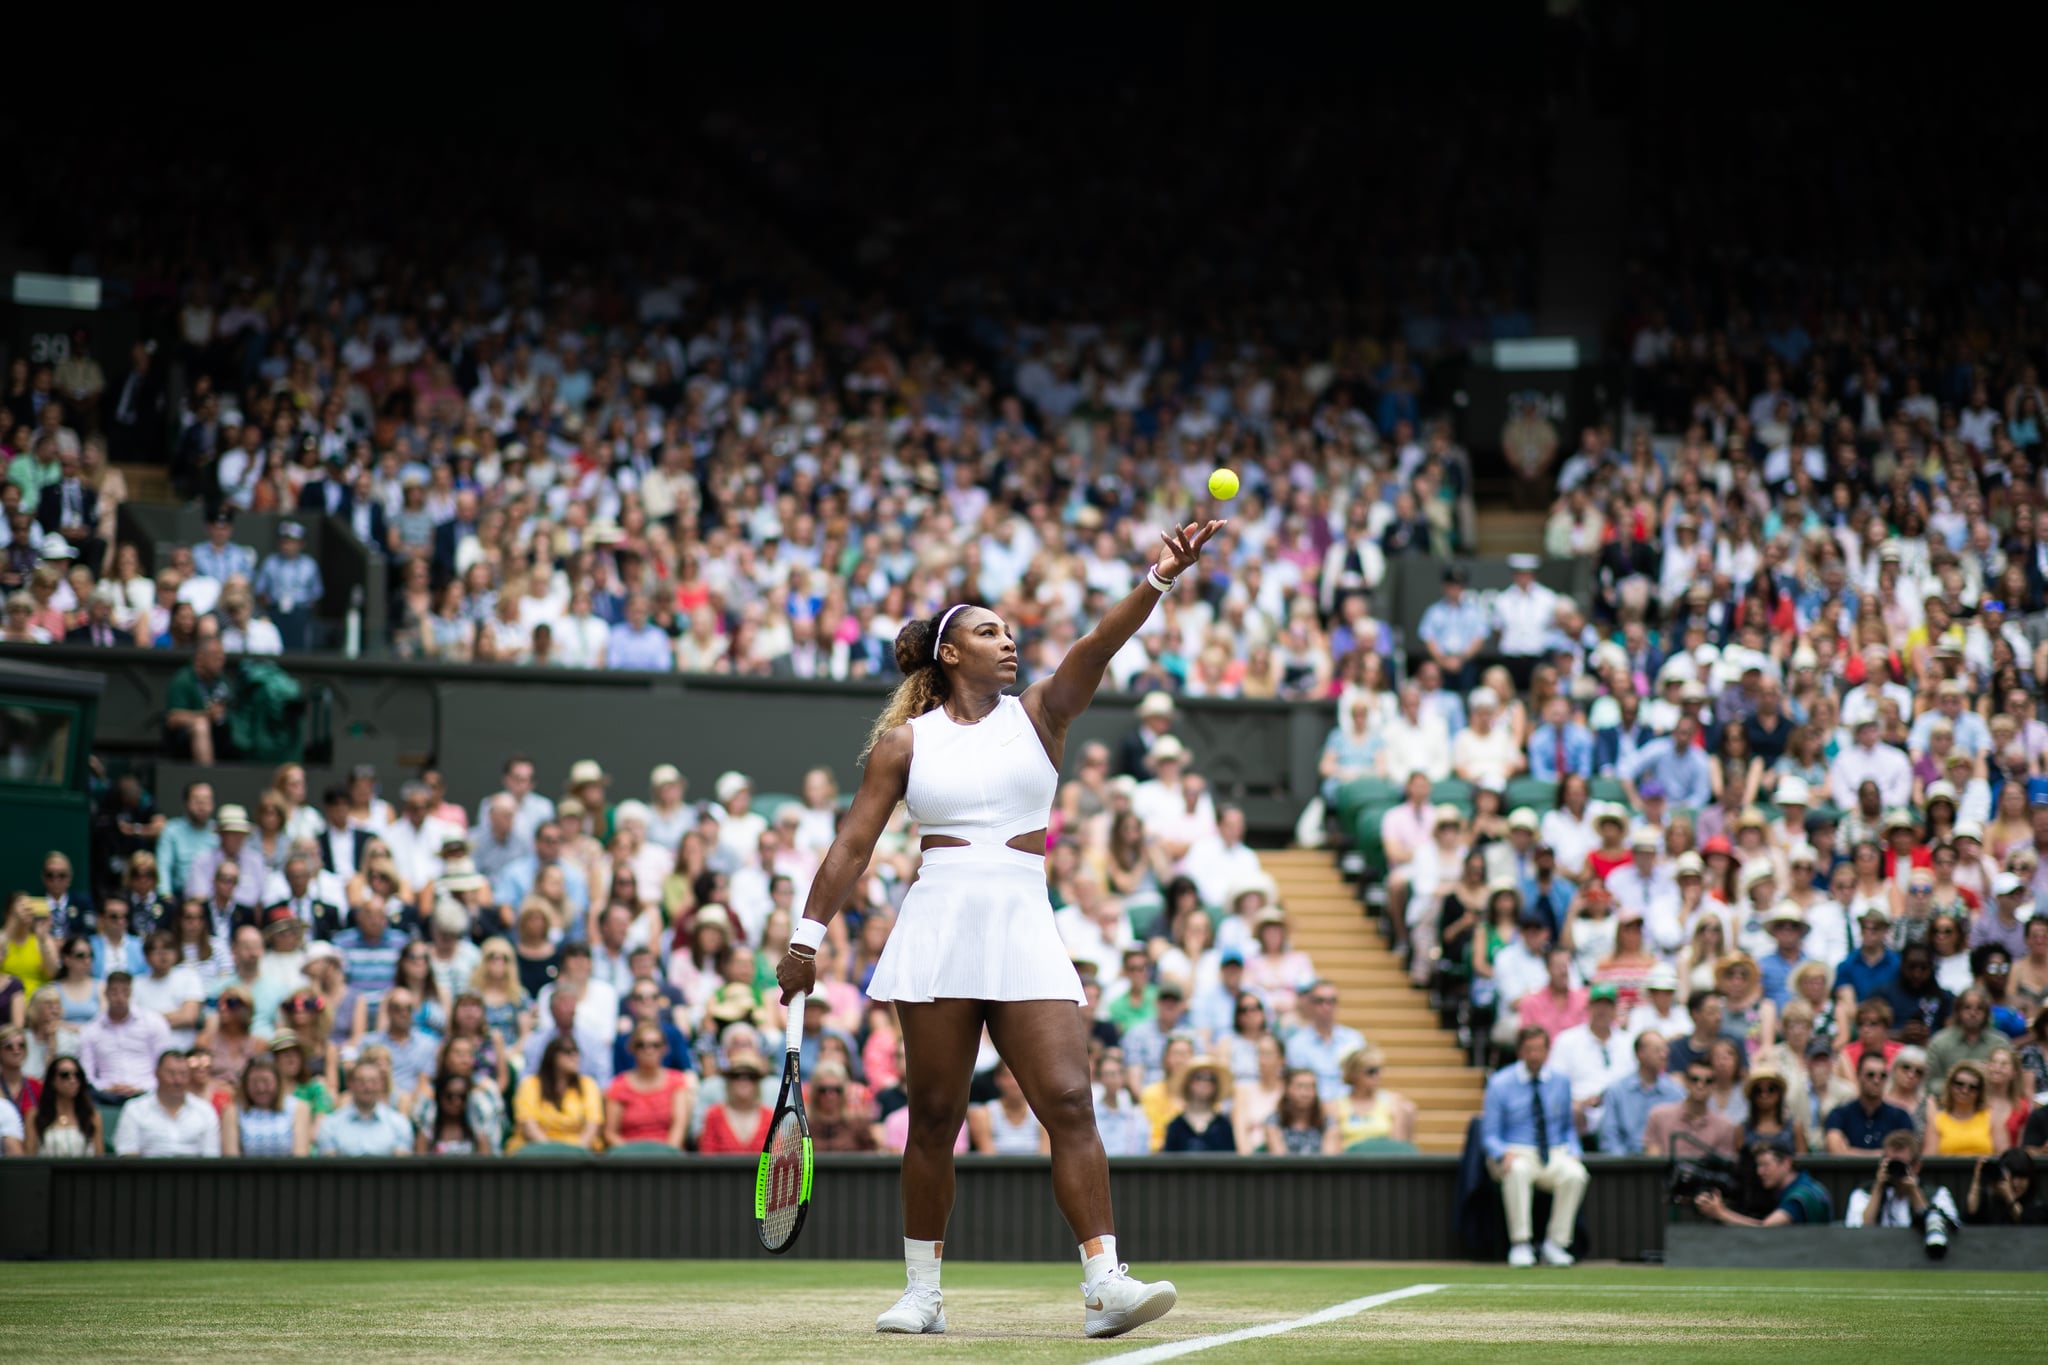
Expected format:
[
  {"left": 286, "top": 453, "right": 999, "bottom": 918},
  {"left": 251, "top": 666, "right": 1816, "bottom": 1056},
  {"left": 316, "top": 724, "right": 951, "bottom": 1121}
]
[
  {"left": 1082, "top": 1265, "right": 1177, "bottom": 1339},
  {"left": 875, "top": 1284, "right": 946, "bottom": 1334},
  {"left": 1540, "top": 1239, "right": 1576, "bottom": 1267}
]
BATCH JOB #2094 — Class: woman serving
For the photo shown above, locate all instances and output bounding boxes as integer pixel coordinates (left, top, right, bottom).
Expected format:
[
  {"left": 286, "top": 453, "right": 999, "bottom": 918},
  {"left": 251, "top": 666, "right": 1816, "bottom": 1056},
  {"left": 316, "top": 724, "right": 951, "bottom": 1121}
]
[{"left": 777, "top": 517, "right": 1221, "bottom": 1341}]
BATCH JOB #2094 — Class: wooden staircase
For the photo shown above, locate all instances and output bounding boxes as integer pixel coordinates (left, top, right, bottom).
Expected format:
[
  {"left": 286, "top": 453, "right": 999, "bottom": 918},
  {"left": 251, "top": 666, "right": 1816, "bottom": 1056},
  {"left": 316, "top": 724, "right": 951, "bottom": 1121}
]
[{"left": 1263, "top": 848, "right": 1481, "bottom": 1154}]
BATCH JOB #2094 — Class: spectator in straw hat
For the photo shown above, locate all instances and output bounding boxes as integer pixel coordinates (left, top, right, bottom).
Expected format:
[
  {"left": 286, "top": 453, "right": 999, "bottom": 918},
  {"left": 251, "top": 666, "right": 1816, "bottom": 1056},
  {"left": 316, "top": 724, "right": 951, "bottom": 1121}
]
[
  {"left": 564, "top": 760, "right": 612, "bottom": 839},
  {"left": 187, "top": 804, "right": 264, "bottom": 911},
  {"left": 1162, "top": 1055, "right": 1237, "bottom": 1152},
  {"left": 1758, "top": 904, "right": 1815, "bottom": 1008},
  {"left": 711, "top": 771, "right": 766, "bottom": 868},
  {"left": 1119, "top": 690, "right": 1178, "bottom": 780},
  {"left": 645, "top": 764, "right": 694, "bottom": 851}
]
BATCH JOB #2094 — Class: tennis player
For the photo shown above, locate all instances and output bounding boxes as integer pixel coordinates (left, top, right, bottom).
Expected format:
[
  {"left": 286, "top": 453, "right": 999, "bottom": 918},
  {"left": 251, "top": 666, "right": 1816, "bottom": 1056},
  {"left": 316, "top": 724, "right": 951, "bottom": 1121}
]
[{"left": 777, "top": 517, "right": 1222, "bottom": 1339}]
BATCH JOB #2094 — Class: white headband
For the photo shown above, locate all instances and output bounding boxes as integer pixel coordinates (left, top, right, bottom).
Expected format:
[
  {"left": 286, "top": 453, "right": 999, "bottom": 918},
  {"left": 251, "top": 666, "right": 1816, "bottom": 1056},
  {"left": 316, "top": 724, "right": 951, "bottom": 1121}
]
[{"left": 933, "top": 604, "right": 970, "bottom": 662}]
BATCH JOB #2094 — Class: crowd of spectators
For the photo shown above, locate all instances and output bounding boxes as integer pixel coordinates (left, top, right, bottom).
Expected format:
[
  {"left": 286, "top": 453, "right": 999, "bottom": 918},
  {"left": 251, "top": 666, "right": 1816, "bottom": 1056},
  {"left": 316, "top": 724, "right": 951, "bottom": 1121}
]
[
  {"left": 1432, "top": 91, "right": 2048, "bottom": 1253},
  {"left": 0, "top": 88, "right": 1545, "bottom": 695},
  {"left": 0, "top": 705, "right": 1433, "bottom": 1160}
]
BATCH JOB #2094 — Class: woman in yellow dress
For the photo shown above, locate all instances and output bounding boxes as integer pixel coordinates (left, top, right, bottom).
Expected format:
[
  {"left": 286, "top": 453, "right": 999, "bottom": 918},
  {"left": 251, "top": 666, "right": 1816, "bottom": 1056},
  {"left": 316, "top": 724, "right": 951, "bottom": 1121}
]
[
  {"left": 1329, "top": 1046, "right": 1416, "bottom": 1148},
  {"left": 510, "top": 1035, "right": 605, "bottom": 1151},
  {"left": 1924, "top": 1060, "right": 1994, "bottom": 1157}
]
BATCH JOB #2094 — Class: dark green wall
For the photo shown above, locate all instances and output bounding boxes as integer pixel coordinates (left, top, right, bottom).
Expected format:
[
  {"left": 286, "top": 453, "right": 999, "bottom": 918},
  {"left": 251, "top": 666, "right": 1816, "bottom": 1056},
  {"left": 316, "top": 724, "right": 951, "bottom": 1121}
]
[
  {"left": 0, "top": 645, "right": 1333, "bottom": 835},
  {"left": 0, "top": 1155, "right": 1983, "bottom": 1263}
]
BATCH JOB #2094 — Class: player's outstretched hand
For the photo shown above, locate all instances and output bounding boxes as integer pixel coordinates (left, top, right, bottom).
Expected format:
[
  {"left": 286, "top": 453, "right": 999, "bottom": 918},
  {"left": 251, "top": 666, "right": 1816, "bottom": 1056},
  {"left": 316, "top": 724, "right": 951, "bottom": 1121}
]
[
  {"left": 1156, "top": 519, "right": 1225, "bottom": 581},
  {"left": 776, "top": 951, "right": 816, "bottom": 1006}
]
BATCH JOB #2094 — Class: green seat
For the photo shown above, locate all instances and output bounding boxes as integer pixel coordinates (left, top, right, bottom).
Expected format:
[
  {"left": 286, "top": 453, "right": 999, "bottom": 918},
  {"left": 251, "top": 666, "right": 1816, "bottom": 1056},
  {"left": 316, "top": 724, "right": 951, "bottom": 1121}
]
[
  {"left": 751, "top": 792, "right": 800, "bottom": 823},
  {"left": 1505, "top": 776, "right": 1557, "bottom": 812},
  {"left": 1351, "top": 801, "right": 1401, "bottom": 875},
  {"left": 1429, "top": 778, "right": 1474, "bottom": 809},
  {"left": 1336, "top": 777, "right": 1402, "bottom": 826},
  {"left": 1346, "top": 1137, "right": 1420, "bottom": 1155},
  {"left": 609, "top": 1142, "right": 686, "bottom": 1158},
  {"left": 513, "top": 1142, "right": 589, "bottom": 1158},
  {"left": 1589, "top": 776, "right": 1628, "bottom": 806}
]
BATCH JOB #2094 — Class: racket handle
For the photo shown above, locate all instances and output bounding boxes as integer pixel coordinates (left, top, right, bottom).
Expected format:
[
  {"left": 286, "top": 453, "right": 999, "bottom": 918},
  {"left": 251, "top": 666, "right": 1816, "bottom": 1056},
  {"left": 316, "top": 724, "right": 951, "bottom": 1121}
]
[{"left": 784, "top": 990, "right": 805, "bottom": 1055}]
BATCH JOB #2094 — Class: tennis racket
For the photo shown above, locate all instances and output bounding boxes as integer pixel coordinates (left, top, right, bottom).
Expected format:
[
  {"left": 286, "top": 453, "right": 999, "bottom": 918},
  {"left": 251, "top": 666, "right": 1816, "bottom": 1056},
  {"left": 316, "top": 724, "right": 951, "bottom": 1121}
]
[{"left": 755, "top": 989, "right": 813, "bottom": 1253}]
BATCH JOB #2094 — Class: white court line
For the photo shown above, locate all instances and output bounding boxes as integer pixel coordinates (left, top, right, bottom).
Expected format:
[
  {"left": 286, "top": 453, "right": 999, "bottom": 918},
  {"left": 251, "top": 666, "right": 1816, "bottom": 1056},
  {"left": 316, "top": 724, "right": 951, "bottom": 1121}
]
[
  {"left": 1100, "top": 1283, "right": 1445, "bottom": 1364},
  {"left": 1444, "top": 1284, "right": 2048, "bottom": 1299}
]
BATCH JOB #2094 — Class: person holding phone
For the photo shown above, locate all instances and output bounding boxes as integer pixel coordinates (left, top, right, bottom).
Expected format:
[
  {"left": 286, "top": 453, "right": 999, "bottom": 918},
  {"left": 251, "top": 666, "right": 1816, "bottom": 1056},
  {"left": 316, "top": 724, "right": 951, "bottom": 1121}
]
[{"left": 3, "top": 894, "right": 60, "bottom": 996}]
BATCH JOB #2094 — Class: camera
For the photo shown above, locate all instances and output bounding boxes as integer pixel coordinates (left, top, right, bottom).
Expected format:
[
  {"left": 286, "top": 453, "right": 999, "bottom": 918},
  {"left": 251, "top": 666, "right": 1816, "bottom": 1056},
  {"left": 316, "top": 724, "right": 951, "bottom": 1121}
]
[
  {"left": 1669, "top": 1157, "right": 1738, "bottom": 1205},
  {"left": 1922, "top": 1207, "right": 1955, "bottom": 1261}
]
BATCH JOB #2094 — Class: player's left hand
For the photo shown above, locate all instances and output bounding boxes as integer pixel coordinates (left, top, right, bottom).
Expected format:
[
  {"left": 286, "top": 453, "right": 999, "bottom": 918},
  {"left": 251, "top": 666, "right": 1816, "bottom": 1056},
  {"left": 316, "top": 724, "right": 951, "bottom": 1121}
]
[{"left": 1156, "top": 519, "right": 1225, "bottom": 582}]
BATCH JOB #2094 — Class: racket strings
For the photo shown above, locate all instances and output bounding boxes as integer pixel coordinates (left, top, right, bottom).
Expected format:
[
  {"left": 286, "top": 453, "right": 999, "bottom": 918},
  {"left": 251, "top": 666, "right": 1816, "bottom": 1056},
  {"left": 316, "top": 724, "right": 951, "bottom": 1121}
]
[{"left": 760, "top": 1113, "right": 806, "bottom": 1247}]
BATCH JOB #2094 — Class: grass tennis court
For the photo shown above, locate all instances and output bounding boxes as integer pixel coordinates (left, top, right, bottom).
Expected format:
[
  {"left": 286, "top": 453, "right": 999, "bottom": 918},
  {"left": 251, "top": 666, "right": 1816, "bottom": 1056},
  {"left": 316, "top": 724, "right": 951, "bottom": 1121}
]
[{"left": 5, "top": 1260, "right": 2041, "bottom": 1363}]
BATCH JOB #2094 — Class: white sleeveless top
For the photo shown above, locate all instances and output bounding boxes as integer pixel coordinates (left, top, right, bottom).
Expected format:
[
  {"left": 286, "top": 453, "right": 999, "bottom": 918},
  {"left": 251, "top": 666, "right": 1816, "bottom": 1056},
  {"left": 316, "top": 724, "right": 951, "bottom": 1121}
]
[{"left": 905, "top": 694, "right": 1059, "bottom": 848}]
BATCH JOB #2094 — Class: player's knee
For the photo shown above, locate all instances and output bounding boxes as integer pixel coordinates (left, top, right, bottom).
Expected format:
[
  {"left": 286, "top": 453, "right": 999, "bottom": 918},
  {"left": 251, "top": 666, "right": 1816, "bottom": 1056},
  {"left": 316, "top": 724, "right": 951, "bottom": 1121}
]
[
  {"left": 1036, "top": 1082, "right": 1095, "bottom": 1137},
  {"left": 905, "top": 1100, "right": 964, "bottom": 1150}
]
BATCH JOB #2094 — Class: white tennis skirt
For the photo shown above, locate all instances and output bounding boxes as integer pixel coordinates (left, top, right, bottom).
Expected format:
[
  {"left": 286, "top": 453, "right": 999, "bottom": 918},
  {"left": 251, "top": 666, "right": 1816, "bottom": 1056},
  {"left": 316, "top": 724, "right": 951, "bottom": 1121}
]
[{"left": 867, "top": 846, "right": 1085, "bottom": 1005}]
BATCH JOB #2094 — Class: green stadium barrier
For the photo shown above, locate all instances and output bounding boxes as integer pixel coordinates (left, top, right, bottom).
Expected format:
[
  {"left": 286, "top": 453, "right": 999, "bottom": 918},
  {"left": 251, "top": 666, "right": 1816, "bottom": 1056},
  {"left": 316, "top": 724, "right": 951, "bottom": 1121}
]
[
  {"left": 1589, "top": 776, "right": 1628, "bottom": 806},
  {"left": 1346, "top": 1137, "right": 1420, "bottom": 1155},
  {"left": 1504, "top": 776, "right": 1557, "bottom": 811},
  {"left": 512, "top": 1142, "right": 588, "bottom": 1158},
  {"left": 608, "top": 1142, "right": 687, "bottom": 1158}
]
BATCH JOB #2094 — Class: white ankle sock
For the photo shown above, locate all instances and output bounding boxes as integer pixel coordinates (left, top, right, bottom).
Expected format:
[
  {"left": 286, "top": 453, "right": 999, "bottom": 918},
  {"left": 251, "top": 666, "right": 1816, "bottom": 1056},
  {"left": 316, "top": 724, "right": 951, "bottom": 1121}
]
[
  {"left": 906, "top": 1238, "right": 942, "bottom": 1290},
  {"left": 1079, "top": 1234, "right": 1119, "bottom": 1286}
]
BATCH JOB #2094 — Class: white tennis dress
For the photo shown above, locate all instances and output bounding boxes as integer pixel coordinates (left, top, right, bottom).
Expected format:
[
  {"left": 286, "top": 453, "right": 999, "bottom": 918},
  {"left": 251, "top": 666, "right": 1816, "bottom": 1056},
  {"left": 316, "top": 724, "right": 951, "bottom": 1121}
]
[{"left": 866, "top": 693, "right": 1085, "bottom": 1004}]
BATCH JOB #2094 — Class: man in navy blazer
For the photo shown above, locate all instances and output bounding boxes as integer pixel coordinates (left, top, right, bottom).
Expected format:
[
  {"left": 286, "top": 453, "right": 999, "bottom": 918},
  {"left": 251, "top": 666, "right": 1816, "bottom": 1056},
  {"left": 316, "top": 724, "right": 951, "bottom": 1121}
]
[{"left": 1480, "top": 1026, "right": 1591, "bottom": 1267}]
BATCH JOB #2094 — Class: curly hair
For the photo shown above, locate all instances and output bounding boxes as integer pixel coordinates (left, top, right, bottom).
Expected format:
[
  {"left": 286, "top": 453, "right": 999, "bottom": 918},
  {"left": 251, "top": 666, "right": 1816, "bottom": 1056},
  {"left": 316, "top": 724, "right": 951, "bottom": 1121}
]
[{"left": 861, "top": 610, "right": 961, "bottom": 760}]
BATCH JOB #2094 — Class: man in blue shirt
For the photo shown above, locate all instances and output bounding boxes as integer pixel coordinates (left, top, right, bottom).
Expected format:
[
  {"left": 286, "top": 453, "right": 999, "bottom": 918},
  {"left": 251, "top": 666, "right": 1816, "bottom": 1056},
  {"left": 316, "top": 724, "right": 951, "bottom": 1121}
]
[
  {"left": 251, "top": 520, "right": 324, "bottom": 651},
  {"left": 1619, "top": 713, "right": 1712, "bottom": 809},
  {"left": 492, "top": 822, "right": 592, "bottom": 928},
  {"left": 1480, "top": 1026, "right": 1590, "bottom": 1266},
  {"left": 1283, "top": 983, "right": 1366, "bottom": 1100},
  {"left": 314, "top": 1059, "right": 415, "bottom": 1156},
  {"left": 604, "top": 594, "right": 676, "bottom": 671},
  {"left": 190, "top": 509, "right": 257, "bottom": 585},
  {"left": 1597, "top": 1031, "right": 1685, "bottom": 1155},
  {"left": 1823, "top": 1051, "right": 1916, "bottom": 1153},
  {"left": 1756, "top": 904, "right": 1812, "bottom": 1008},
  {"left": 1416, "top": 566, "right": 1491, "bottom": 695},
  {"left": 1836, "top": 907, "right": 1900, "bottom": 1003},
  {"left": 358, "top": 986, "right": 441, "bottom": 1097},
  {"left": 1527, "top": 696, "right": 1595, "bottom": 782}
]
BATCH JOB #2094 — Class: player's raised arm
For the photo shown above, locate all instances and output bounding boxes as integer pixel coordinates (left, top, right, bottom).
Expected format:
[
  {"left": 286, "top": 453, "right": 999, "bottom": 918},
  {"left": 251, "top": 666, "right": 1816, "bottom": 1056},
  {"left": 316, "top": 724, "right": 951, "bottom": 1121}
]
[
  {"left": 1027, "top": 519, "right": 1224, "bottom": 729},
  {"left": 776, "top": 724, "right": 910, "bottom": 1004}
]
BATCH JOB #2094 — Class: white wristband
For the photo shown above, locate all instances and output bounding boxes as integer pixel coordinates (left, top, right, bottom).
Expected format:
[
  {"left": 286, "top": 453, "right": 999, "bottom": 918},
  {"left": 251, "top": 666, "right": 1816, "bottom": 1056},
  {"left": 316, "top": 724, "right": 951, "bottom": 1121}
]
[
  {"left": 1147, "top": 566, "right": 1176, "bottom": 593},
  {"left": 791, "top": 917, "right": 828, "bottom": 952}
]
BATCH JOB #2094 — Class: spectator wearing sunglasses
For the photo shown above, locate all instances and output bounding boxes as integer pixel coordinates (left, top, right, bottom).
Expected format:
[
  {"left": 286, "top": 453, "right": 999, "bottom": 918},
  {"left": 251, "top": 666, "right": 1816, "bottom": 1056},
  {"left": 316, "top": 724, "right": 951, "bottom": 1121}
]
[
  {"left": 1283, "top": 981, "right": 1364, "bottom": 1101},
  {"left": 603, "top": 1023, "right": 694, "bottom": 1150},
  {"left": 1824, "top": 1051, "right": 1916, "bottom": 1153},
  {"left": 610, "top": 980, "right": 694, "bottom": 1077},
  {"left": 805, "top": 1060, "right": 878, "bottom": 1153},
  {"left": 36, "top": 851, "right": 93, "bottom": 938},
  {"left": 1925, "top": 988, "right": 2014, "bottom": 1087},
  {"left": 25, "top": 1054, "right": 100, "bottom": 1155}
]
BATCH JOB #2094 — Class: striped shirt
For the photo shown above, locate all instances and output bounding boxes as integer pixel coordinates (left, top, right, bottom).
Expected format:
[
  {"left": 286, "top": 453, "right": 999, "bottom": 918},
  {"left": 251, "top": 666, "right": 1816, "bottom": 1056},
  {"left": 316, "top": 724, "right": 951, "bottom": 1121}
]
[{"left": 332, "top": 926, "right": 411, "bottom": 1000}]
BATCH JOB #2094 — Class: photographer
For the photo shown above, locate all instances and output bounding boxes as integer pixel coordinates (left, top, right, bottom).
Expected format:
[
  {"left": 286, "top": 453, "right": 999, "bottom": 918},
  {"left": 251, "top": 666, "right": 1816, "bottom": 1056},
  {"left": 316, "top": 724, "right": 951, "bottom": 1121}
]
[
  {"left": 1845, "top": 1130, "right": 1961, "bottom": 1229},
  {"left": 1693, "top": 1135, "right": 1834, "bottom": 1226},
  {"left": 1965, "top": 1149, "right": 2048, "bottom": 1226}
]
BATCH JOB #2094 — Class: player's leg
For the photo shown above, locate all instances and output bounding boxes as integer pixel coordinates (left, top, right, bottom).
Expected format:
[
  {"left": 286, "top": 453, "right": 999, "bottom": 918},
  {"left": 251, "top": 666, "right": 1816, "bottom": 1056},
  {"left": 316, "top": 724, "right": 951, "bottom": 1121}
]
[
  {"left": 985, "top": 998, "right": 1110, "bottom": 1234},
  {"left": 987, "top": 998, "right": 1176, "bottom": 1339},
  {"left": 877, "top": 998, "right": 982, "bottom": 1334}
]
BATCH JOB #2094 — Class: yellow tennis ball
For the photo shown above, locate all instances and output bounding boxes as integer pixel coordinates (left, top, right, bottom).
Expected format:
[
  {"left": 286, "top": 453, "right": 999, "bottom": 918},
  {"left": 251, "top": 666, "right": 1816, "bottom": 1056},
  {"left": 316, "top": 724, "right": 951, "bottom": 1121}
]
[{"left": 1207, "top": 467, "right": 1239, "bottom": 500}]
